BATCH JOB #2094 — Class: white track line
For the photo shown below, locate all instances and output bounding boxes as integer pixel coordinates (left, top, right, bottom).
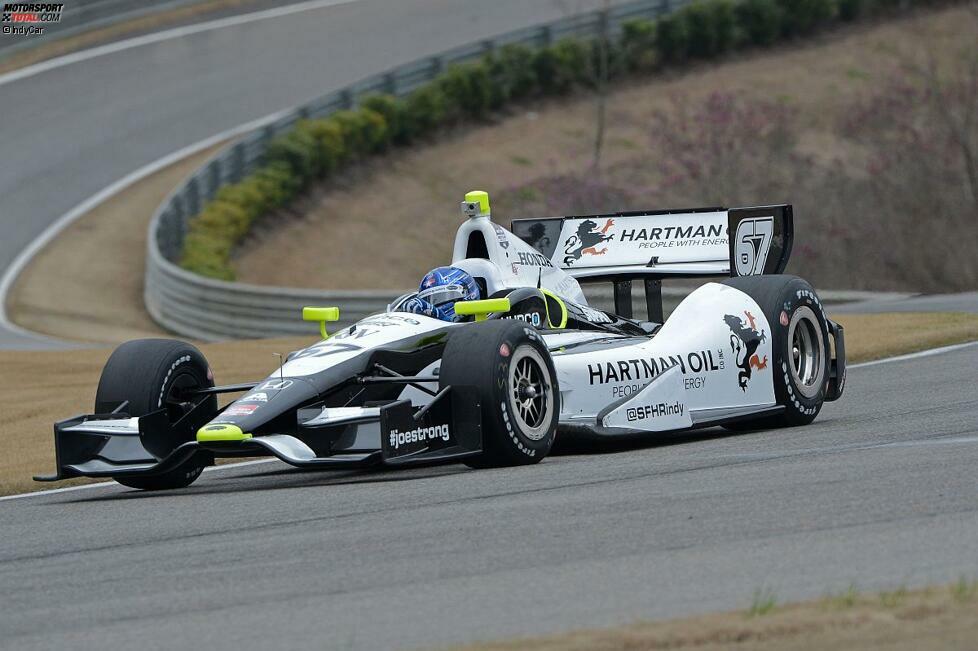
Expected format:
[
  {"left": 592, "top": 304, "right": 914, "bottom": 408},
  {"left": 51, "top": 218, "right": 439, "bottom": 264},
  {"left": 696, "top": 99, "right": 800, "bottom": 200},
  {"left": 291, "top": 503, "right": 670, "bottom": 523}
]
[
  {"left": 0, "top": 0, "right": 359, "bottom": 88},
  {"left": 0, "top": 458, "right": 278, "bottom": 503},
  {"left": 0, "top": 109, "right": 291, "bottom": 338},
  {"left": 848, "top": 340, "right": 978, "bottom": 369},
  {"left": 3, "top": 339, "right": 976, "bottom": 503}
]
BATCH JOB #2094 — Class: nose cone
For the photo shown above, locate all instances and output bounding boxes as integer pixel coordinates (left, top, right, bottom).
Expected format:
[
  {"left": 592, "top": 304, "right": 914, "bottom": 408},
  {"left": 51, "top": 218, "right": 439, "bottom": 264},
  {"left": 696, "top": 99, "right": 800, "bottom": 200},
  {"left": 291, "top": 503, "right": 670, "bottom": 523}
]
[{"left": 197, "top": 423, "right": 252, "bottom": 442}]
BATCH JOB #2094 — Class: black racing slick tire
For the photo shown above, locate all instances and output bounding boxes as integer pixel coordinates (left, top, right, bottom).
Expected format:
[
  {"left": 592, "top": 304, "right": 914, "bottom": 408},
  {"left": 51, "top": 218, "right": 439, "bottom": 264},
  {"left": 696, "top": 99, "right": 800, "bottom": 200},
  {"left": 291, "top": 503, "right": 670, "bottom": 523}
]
[
  {"left": 721, "top": 275, "right": 830, "bottom": 429},
  {"left": 439, "top": 320, "right": 559, "bottom": 468},
  {"left": 95, "top": 339, "right": 217, "bottom": 490}
]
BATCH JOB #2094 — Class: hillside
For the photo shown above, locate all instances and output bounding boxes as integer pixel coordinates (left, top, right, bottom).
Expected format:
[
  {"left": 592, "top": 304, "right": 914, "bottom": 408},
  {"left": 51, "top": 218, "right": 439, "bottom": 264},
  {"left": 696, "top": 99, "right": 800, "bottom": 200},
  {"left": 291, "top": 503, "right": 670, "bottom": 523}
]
[{"left": 234, "top": 5, "right": 978, "bottom": 292}]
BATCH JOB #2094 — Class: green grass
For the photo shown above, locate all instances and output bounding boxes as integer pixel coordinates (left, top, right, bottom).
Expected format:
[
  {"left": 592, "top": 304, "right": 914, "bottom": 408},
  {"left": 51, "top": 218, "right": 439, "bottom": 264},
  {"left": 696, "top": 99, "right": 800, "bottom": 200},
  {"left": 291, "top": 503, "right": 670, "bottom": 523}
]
[
  {"left": 951, "top": 576, "right": 978, "bottom": 603},
  {"left": 747, "top": 587, "right": 778, "bottom": 617}
]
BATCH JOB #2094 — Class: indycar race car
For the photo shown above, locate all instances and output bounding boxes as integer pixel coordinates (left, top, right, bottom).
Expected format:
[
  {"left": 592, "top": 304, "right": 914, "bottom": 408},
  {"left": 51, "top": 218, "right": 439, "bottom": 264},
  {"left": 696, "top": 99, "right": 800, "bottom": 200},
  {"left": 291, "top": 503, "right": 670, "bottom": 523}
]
[{"left": 36, "top": 191, "right": 845, "bottom": 490}]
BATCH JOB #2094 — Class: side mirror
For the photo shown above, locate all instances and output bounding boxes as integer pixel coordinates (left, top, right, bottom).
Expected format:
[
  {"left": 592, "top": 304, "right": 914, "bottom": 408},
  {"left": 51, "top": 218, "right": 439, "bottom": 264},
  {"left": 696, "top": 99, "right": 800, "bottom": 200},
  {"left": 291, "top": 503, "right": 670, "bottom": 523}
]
[
  {"left": 302, "top": 306, "right": 340, "bottom": 339},
  {"left": 454, "top": 298, "right": 511, "bottom": 322}
]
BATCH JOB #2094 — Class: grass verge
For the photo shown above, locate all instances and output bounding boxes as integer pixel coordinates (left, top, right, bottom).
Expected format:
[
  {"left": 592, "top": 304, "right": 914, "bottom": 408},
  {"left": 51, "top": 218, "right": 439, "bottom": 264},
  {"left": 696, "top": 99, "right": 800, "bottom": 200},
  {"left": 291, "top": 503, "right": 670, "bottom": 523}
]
[
  {"left": 449, "top": 580, "right": 978, "bottom": 651},
  {"left": 1, "top": 312, "right": 976, "bottom": 497}
]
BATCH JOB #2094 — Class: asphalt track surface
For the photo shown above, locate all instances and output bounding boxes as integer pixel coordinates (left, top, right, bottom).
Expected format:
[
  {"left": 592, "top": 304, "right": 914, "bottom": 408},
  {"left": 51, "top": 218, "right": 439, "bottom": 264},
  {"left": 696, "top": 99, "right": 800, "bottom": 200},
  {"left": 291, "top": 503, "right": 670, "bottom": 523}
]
[
  {"left": 2, "top": 343, "right": 976, "bottom": 650},
  {"left": 0, "top": 0, "right": 617, "bottom": 350}
]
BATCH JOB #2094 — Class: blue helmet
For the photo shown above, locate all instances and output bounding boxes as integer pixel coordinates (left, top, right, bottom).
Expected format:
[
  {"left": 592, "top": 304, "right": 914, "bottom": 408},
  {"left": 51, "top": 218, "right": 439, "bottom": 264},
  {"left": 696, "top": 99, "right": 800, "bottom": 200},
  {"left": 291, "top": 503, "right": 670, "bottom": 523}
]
[{"left": 408, "top": 266, "right": 481, "bottom": 322}]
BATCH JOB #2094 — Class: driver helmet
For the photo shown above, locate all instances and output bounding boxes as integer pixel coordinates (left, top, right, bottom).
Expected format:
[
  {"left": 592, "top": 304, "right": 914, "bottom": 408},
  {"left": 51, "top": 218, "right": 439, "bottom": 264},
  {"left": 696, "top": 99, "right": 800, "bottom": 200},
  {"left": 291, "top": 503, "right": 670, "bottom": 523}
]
[{"left": 408, "top": 266, "right": 481, "bottom": 322}]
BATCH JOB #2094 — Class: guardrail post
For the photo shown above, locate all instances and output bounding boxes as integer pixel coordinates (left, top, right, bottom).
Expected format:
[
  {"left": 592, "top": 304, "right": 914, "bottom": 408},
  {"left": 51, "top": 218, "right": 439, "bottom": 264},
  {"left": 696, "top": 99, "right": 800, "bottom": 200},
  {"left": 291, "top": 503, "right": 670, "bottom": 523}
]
[
  {"left": 657, "top": 0, "right": 671, "bottom": 15},
  {"left": 429, "top": 55, "right": 443, "bottom": 76},
  {"left": 230, "top": 142, "right": 246, "bottom": 182},
  {"left": 481, "top": 39, "right": 495, "bottom": 56},
  {"left": 207, "top": 160, "right": 221, "bottom": 199},
  {"left": 340, "top": 89, "right": 354, "bottom": 109},
  {"left": 538, "top": 25, "right": 552, "bottom": 47},
  {"left": 186, "top": 177, "right": 200, "bottom": 218},
  {"left": 383, "top": 72, "right": 397, "bottom": 95}
]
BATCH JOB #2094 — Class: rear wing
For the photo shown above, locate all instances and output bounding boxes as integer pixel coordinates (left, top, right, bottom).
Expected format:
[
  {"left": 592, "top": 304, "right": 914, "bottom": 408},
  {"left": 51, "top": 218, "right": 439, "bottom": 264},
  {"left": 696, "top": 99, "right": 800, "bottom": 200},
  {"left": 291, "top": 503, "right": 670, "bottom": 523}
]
[{"left": 511, "top": 205, "right": 793, "bottom": 319}]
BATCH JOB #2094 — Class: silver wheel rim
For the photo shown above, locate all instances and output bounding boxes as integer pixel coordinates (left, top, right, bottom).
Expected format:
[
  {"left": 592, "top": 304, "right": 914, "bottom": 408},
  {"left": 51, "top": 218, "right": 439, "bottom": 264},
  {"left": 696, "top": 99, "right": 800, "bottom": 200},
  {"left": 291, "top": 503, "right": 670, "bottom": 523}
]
[
  {"left": 508, "top": 346, "right": 554, "bottom": 441},
  {"left": 787, "top": 306, "right": 825, "bottom": 399}
]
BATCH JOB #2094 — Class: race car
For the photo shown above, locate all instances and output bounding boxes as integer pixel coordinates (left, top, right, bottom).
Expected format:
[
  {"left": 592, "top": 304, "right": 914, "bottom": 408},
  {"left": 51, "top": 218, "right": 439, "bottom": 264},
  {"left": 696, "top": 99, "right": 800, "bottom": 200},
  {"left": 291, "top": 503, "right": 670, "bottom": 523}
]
[{"left": 36, "top": 191, "right": 845, "bottom": 490}]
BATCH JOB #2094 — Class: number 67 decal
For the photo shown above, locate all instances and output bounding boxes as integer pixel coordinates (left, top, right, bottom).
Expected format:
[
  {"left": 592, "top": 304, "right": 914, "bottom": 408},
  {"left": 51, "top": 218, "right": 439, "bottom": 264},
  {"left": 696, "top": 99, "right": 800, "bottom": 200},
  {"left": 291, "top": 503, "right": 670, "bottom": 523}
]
[{"left": 735, "top": 217, "right": 775, "bottom": 276}]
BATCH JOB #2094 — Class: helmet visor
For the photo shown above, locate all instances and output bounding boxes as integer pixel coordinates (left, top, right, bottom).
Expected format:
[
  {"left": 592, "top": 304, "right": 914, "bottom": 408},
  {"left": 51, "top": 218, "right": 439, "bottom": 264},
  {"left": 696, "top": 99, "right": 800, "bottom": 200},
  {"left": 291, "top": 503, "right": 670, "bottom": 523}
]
[{"left": 418, "top": 284, "right": 466, "bottom": 307}]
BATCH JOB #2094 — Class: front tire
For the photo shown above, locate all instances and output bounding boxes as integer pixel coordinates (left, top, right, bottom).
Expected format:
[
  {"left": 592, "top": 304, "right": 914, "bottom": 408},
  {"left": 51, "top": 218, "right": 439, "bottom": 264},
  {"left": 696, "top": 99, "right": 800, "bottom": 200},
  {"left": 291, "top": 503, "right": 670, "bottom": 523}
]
[
  {"left": 96, "top": 339, "right": 217, "bottom": 490},
  {"left": 722, "top": 275, "right": 830, "bottom": 429},
  {"left": 439, "top": 320, "right": 559, "bottom": 468}
]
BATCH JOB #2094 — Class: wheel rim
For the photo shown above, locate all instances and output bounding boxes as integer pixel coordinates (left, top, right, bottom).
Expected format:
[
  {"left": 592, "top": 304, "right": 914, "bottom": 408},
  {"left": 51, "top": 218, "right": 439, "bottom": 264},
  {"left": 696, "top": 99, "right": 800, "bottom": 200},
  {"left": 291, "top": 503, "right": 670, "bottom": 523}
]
[
  {"left": 508, "top": 346, "right": 554, "bottom": 441},
  {"left": 787, "top": 306, "right": 825, "bottom": 399},
  {"left": 164, "top": 372, "right": 206, "bottom": 423}
]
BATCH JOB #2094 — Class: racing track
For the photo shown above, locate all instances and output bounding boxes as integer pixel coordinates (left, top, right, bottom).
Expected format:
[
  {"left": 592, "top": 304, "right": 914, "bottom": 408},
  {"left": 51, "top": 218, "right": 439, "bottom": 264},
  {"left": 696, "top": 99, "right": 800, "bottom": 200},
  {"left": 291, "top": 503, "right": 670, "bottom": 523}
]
[
  {"left": 2, "top": 343, "right": 976, "bottom": 650},
  {"left": 0, "top": 0, "right": 619, "bottom": 350}
]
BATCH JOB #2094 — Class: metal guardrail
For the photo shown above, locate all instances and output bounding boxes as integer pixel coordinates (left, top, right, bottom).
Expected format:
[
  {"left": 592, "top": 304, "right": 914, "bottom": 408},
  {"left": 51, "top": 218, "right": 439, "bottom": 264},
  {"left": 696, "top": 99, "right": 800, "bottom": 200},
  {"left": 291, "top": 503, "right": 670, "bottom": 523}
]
[{"left": 145, "top": 0, "right": 700, "bottom": 340}]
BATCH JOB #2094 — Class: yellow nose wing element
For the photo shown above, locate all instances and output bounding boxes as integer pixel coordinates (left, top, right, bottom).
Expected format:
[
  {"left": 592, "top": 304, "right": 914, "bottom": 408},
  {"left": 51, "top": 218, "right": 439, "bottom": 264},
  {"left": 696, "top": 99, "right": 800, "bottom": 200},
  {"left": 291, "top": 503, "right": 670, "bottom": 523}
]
[{"left": 197, "top": 424, "right": 252, "bottom": 442}]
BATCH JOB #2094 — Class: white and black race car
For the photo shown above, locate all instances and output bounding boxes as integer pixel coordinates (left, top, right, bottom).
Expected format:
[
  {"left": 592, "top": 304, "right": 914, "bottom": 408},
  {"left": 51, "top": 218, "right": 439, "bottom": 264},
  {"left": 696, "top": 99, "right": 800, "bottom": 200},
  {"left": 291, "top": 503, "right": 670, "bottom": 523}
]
[{"left": 37, "top": 191, "right": 845, "bottom": 490}]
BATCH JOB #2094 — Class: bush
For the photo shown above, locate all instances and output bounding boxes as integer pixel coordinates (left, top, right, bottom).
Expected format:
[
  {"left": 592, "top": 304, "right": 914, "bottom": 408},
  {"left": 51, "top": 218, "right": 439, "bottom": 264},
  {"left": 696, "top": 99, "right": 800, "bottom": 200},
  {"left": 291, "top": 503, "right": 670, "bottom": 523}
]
[
  {"left": 683, "top": 0, "right": 737, "bottom": 59},
  {"left": 735, "top": 0, "right": 783, "bottom": 46},
  {"left": 403, "top": 84, "right": 447, "bottom": 136},
  {"left": 438, "top": 62, "right": 493, "bottom": 119},
  {"left": 265, "top": 128, "right": 318, "bottom": 185},
  {"left": 533, "top": 39, "right": 590, "bottom": 93},
  {"left": 331, "top": 108, "right": 389, "bottom": 155},
  {"left": 360, "top": 94, "right": 408, "bottom": 145},
  {"left": 486, "top": 44, "right": 539, "bottom": 103},
  {"left": 656, "top": 12, "right": 690, "bottom": 63},
  {"left": 295, "top": 118, "right": 346, "bottom": 175},
  {"left": 621, "top": 18, "right": 657, "bottom": 72},
  {"left": 837, "top": 0, "right": 866, "bottom": 20},
  {"left": 776, "top": 0, "right": 834, "bottom": 36}
]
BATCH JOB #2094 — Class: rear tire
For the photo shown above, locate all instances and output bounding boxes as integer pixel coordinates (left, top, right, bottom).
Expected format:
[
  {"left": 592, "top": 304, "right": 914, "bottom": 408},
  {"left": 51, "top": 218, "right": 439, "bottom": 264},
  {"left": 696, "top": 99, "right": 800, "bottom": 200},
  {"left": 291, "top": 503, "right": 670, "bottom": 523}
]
[
  {"left": 721, "top": 275, "right": 830, "bottom": 429},
  {"left": 439, "top": 321, "right": 559, "bottom": 468},
  {"left": 96, "top": 339, "right": 217, "bottom": 490}
]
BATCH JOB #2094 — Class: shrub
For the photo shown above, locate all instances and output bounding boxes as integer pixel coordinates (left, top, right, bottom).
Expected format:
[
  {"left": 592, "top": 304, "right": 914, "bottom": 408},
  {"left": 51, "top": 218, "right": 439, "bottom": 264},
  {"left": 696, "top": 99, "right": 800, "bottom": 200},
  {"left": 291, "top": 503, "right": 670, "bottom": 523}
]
[
  {"left": 533, "top": 39, "right": 590, "bottom": 93},
  {"left": 655, "top": 12, "right": 690, "bottom": 63},
  {"left": 683, "top": 0, "right": 737, "bottom": 59},
  {"left": 621, "top": 18, "right": 657, "bottom": 72},
  {"left": 837, "top": 0, "right": 867, "bottom": 20},
  {"left": 180, "top": 230, "right": 235, "bottom": 280},
  {"left": 438, "top": 62, "right": 493, "bottom": 118},
  {"left": 295, "top": 118, "right": 346, "bottom": 175},
  {"left": 331, "top": 108, "right": 389, "bottom": 155},
  {"left": 403, "top": 84, "right": 447, "bottom": 136},
  {"left": 360, "top": 94, "right": 408, "bottom": 145},
  {"left": 265, "top": 128, "right": 318, "bottom": 185},
  {"left": 776, "top": 0, "right": 834, "bottom": 36},
  {"left": 735, "top": 0, "right": 783, "bottom": 46},
  {"left": 486, "top": 44, "right": 539, "bottom": 103}
]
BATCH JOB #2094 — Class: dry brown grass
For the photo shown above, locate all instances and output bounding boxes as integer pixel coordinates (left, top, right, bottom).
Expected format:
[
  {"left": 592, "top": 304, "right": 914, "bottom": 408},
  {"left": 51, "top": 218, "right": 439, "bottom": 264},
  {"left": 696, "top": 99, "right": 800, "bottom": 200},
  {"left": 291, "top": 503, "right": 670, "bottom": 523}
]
[
  {"left": 233, "top": 6, "right": 977, "bottom": 291},
  {"left": 450, "top": 583, "right": 978, "bottom": 651},
  {"left": 2, "top": 312, "right": 977, "bottom": 497},
  {"left": 0, "top": 335, "right": 309, "bottom": 496},
  {"left": 6, "top": 144, "right": 225, "bottom": 344},
  {"left": 833, "top": 312, "right": 978, "bottom": 363}
]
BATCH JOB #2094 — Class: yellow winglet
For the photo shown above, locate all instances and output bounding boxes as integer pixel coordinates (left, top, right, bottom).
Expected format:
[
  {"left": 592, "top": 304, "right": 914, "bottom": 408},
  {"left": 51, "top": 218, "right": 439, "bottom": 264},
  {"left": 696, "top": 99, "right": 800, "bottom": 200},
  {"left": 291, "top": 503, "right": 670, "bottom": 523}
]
[
  {"left": 197, "top": 423, "right": 252, "bottom": 442},
  {"left": 454, "top": 298, "right": 511, "bottom": 322},
  {"left": 303, "top": 306, "right": 340, "bottom": 339}
]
